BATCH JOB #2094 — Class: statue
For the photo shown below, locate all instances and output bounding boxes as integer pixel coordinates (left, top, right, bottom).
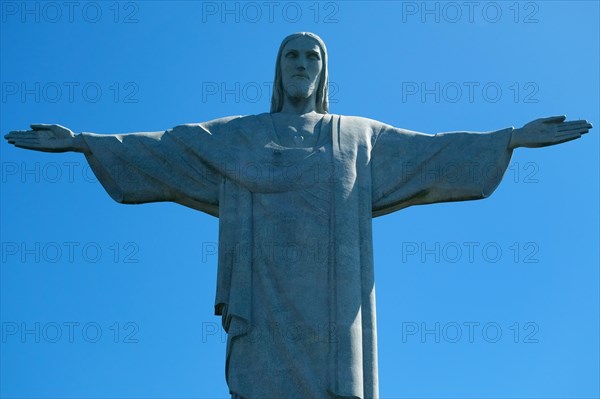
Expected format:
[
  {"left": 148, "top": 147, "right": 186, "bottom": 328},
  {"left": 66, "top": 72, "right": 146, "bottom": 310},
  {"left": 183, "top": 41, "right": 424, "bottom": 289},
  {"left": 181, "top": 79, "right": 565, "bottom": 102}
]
[{"left": 4, "top": 32, "right": 592, "bottom": 399}]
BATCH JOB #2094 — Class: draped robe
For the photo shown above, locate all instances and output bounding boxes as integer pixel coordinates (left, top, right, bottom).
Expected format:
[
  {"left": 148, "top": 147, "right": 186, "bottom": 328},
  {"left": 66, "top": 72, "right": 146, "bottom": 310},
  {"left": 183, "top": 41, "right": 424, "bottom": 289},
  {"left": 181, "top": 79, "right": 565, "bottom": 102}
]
[{"left": 80, "top": 113, "right": 514, "bottom": 398}]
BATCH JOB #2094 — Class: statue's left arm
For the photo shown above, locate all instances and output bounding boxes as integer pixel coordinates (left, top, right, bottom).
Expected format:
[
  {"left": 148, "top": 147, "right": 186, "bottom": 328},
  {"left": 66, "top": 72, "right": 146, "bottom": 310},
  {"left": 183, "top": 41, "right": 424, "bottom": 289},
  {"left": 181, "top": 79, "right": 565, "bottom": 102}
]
[
  {"left": 508, "top": 116, "right": 591, "bottom": 149},
  {"left": 370, "top": 116, "right": 591, "bottom": 217}
]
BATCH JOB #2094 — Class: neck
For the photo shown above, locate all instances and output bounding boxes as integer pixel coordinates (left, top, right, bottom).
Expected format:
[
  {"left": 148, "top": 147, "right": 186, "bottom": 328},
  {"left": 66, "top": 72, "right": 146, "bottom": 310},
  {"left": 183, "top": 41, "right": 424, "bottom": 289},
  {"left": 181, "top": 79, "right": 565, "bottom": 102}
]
[{"left": 280, "top": 95, "right": 319, "bottom": 115}]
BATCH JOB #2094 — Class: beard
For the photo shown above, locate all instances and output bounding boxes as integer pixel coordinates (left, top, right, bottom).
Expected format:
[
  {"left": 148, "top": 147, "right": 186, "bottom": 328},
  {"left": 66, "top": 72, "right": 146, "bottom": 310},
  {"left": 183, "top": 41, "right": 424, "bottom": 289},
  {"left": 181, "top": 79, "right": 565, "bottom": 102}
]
[{"left": 283, "top": 78, "right": 318, "bottom": 100}]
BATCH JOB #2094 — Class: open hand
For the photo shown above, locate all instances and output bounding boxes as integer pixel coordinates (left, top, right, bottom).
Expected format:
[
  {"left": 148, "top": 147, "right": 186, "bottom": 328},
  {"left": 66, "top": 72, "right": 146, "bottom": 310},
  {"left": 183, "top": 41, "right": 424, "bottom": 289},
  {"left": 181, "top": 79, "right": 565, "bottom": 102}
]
[
  {"left": 4, "top": 124, "right": 78, "bottom": 153},
  {"left": 510, "top": 116, "right": 592, "bottom": 149}
]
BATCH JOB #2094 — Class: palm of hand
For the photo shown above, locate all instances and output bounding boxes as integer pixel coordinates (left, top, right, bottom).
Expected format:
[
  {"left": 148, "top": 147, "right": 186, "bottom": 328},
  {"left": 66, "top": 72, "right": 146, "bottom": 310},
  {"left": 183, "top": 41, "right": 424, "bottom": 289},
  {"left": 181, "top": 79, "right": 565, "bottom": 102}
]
[
  {"left": 516, "top": 116, "right": 592, "bottom": 148},
  {"left": 4, "top": 124, "right": 75, "bottom": 152}
]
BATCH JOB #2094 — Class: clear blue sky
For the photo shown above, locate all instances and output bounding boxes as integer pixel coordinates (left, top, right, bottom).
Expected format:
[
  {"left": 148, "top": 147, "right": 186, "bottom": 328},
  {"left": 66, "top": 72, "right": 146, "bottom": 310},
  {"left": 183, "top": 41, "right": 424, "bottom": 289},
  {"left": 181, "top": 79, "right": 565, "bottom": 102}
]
[{"left": 1, "top": 1, "right": 598, "bottom": 398}]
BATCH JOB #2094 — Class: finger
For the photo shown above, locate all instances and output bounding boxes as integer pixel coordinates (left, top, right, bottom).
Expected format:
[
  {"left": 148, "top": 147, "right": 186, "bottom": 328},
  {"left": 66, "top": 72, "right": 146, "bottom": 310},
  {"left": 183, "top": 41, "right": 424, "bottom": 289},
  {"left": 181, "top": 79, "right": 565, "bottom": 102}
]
[
  {"left": 559, "top": 119, "right": 590, "bottom": 125},
  {"left": 30, "top": 124, "right": 53, "bottom": 130},
  {"left": 557, "top": 128, "right": 590, "bottom": 138},
  {"left": 557, "top": 120, "right": 592, "bottom": 126},
  {"left": 9, "top": 140, "right": 40, "bottom": 146},
  {"left": 557, "top": 121, "right": 593, "bottom": 131},
  {"left": 7, "top": 130, "right": 32, "bottom": 135},
  {"left": 557, "top": 126, "right": 592, "bottom": 136},
  {"left": 5, "top": 131, "right": 37, "bottom": 140},
  {"left": 10, "top": 137, "right": 39, "bottom": 142},
  {"left": 14, "top": 142, "right": 42, "bottom": 150},
  {"left": 542, "top": 115, "right": 567, "bottom": 124},
  {"left": 554, "top": 135, "right": 581, "bottom": 145},
  {"left": 5, "top": 131, "right": 25, "bottom": 138},
  {"left": 8, "top": 139, "right": 41, "bottom": 146},
  {"left": 7, "top": 130, "right": 37, "bottom": 136}
]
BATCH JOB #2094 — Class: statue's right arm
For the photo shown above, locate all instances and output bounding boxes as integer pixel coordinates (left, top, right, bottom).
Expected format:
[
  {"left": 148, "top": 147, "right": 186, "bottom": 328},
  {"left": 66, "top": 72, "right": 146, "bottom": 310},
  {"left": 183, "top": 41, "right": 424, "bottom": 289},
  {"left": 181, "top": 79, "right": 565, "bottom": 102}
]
[
  {"left": 5, "top": 116, "right": 243, "bottom": 154},
  {"left": 4, "top": 124, "right": 89, "bottom": 154},
  {"left": 4, "top": 120, "right": 239, "bottom": 215}
]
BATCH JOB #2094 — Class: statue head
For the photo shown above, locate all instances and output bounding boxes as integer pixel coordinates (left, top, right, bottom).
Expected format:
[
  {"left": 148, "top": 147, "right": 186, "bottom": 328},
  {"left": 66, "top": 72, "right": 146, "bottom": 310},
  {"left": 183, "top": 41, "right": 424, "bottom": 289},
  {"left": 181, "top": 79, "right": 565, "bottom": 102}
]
[{"left": 270, "top": 32, "right": 329, "bottom": 114}]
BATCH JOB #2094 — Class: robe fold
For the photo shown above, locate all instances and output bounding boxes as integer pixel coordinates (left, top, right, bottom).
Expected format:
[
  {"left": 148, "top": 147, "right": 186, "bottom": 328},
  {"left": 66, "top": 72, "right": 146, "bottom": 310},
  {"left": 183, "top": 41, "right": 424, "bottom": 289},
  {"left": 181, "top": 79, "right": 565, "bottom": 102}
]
[{"left": 81, "top": 113, "right": 514, "bottom": 398}]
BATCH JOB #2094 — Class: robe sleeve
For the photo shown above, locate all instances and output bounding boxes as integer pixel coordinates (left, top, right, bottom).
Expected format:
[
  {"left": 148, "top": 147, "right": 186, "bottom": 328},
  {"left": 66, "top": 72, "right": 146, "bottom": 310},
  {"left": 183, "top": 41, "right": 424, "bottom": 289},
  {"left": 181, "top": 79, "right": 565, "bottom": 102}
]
[
  {"left": 371, "top": 124, "right": 515, "bottom": 217},
  {"left": 80, "top": 116, "right": 241, "bottom": 217}
]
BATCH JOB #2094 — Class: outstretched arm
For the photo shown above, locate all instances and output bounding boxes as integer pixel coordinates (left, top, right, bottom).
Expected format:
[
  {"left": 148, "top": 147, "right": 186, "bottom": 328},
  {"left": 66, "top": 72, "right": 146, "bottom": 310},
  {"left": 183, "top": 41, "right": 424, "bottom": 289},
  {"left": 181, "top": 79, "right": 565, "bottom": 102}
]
[
  {"left": 4, "top": 124, "right": 89, "bottom": 153},
  {"left": 3, "top": 120, "right": 240, "bottom": 217},
  {"left": 371, "top": 114, "right": 592, "bottom": 217},
  {"left": 371, "top": 123, "right": 516, "bottom": 217},
  {"left": 508, "top": 116, "right": 592, "bottom": 149}
]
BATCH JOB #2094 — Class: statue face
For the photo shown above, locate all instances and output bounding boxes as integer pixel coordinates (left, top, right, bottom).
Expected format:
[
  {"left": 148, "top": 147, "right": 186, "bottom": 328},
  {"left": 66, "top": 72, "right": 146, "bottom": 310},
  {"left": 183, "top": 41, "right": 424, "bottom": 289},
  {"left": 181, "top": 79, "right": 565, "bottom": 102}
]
[{"left": 279, "top": 36, "right": 323, "bottom": 102}]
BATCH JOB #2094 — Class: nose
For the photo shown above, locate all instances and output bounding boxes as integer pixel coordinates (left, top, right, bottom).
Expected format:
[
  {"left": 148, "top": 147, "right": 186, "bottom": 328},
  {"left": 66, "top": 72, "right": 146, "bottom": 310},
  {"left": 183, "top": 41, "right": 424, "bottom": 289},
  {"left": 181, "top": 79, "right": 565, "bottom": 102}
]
[{"left": 295, "top": 55, "right": 307, "bottom": 70}]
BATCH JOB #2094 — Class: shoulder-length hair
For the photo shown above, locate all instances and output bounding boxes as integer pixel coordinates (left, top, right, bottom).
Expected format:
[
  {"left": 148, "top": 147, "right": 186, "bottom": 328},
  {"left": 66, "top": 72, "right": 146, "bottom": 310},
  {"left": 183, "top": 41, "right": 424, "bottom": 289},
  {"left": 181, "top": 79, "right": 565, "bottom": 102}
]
[{"left": 270, "top": 32, "right": 329, "bottom": 114}]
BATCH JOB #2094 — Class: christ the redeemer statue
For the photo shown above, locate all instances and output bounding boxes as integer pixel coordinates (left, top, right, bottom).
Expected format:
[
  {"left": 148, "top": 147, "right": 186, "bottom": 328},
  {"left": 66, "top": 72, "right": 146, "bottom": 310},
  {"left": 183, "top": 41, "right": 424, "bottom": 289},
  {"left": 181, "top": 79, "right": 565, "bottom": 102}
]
[{"left": 4, "top": 32, "right": 592, "bottom": 399}]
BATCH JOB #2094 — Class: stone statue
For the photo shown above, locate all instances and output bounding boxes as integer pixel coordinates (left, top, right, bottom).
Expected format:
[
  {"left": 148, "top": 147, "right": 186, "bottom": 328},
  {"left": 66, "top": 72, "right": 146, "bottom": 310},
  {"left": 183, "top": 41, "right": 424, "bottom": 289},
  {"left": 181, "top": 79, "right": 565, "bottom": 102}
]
[{"left": 4, "top": 32, "right": 592, "bottom": 399}]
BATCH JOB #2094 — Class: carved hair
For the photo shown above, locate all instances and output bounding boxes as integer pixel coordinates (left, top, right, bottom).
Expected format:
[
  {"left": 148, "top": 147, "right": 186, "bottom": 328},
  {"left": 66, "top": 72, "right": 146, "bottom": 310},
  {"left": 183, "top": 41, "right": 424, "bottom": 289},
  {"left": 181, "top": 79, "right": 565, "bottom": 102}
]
[{"left": 270, "top": 32, "right": 329, "bottom": 114}]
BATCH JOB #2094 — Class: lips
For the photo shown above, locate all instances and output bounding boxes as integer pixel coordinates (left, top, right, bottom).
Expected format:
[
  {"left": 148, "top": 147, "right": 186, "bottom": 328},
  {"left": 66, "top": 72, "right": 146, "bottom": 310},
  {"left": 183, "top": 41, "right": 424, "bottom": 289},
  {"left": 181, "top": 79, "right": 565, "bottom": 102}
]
[{"left": 292, "top": 74, "right": 309, "bottom": 80}]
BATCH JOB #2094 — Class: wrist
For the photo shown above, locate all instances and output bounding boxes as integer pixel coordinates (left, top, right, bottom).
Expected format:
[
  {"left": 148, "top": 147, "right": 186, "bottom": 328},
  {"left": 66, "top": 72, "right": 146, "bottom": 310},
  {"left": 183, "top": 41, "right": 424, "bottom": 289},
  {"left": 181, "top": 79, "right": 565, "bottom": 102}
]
[
  {"left": 508, "top": 127, "right": 521, "bottom": 150},
  {"left": 72, "top": 133, "right": 89, "bottom": 153}
]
